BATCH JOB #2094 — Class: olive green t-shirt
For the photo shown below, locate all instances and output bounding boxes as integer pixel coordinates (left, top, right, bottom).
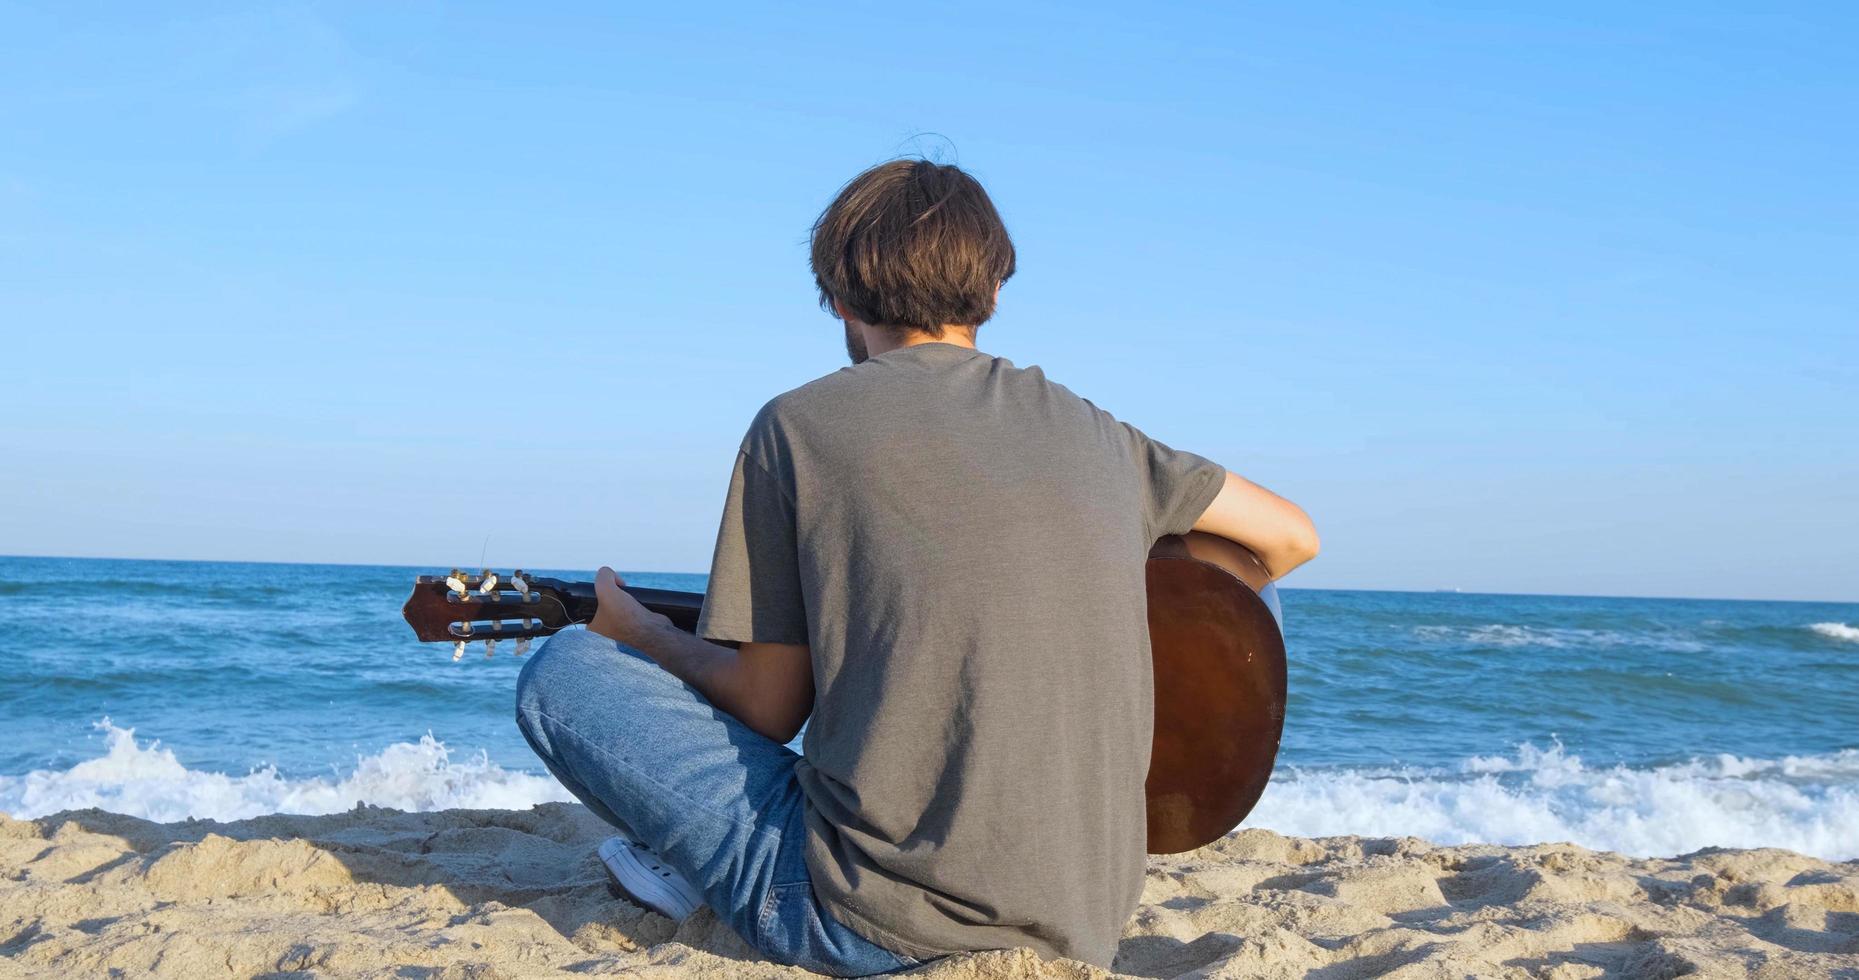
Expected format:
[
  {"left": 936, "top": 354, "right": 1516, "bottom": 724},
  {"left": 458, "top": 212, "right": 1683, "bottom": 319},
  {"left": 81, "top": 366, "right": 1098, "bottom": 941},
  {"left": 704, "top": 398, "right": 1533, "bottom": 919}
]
[{"left": 695, "top": 343, "right": 1225, "bottom": 967}]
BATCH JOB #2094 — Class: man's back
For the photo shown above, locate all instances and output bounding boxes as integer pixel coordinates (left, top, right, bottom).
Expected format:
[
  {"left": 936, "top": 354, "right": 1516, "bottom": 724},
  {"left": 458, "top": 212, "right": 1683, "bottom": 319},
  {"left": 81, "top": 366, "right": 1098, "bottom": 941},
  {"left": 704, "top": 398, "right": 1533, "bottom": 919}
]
[
  {"left": 521, "top": 159, "right": 1312, "bottom": 975},
  {"left": 698, "top": 341, "right": 1225, "bottom": 965}
]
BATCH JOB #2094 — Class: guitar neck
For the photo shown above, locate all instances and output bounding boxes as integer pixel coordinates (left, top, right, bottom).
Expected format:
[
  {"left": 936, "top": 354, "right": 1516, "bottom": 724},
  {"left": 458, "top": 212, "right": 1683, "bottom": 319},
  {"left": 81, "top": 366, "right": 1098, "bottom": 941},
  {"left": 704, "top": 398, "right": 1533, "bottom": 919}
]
[{"left": 529, "top": 578, "right": 705, "bottom": 635}]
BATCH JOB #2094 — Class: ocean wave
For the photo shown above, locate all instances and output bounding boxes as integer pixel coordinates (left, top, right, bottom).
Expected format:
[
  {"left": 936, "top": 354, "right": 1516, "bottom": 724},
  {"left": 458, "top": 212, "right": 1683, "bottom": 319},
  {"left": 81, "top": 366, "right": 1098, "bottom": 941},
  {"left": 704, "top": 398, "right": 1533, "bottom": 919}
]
[
  {"left": 1411, "top": 624, "right": 1706, "bottom": 653},
  {"left": 1809, "top": 622, "right": 1859, "bottom": 643},
  {"left": 6, "top": 725, "right": 1856, "bottom": 863},
  {"left": 1249, "top": 741, "right": 1859, "bottom": 861},
  {"left": 0, "top": 721, "right": 571, "bottom": 823},
  {"left": 0, "top": 579, "right": 300, "bottom": 600}
]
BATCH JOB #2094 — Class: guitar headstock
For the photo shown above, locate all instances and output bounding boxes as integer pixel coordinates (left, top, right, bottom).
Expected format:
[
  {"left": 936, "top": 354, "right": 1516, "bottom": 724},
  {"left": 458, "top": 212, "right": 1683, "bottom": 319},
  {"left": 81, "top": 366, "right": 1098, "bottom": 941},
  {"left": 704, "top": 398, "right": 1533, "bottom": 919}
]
[{"left": 402, "top": 568, "right": 581, "bottom": 660}]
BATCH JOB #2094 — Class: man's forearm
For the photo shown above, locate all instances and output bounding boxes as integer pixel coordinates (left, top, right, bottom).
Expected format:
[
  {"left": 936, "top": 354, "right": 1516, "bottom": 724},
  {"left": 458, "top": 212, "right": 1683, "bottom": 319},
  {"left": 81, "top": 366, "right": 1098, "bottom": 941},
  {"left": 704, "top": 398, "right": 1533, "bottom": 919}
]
[
  {"left": 1255, "top": 528, "right": 1319, "bottom": 580},
  {"left": 586, "top": 566, "right": 813, "bottom": 743},
  {"left": 624, "top": 619, "right": 759, "bottom": 725},
  {"left": 1192, "top": 471, "right": 1321, "bottom": 580}
]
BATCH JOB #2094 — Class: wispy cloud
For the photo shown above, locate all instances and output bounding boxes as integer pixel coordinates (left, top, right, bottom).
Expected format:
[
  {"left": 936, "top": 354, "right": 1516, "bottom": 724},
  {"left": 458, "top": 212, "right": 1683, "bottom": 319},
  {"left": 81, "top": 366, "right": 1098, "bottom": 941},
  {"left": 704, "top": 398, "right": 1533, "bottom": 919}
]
[
  {"left": 199, "top": 5, "right": 366, "bottom": 142},
  {"left": 5, "top": 5, "right": 366, "bottom": 141},
  {"left": 237, "top": 76, "right": 361, "bottom": 140}
]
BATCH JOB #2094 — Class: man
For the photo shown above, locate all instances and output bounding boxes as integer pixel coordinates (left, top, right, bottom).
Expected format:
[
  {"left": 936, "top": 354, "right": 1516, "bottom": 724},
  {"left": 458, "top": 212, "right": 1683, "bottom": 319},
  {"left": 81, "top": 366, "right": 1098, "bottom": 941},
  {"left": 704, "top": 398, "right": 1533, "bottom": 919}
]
[{"left": 516, "top": 159, "right": 1318, "bottom": 975}]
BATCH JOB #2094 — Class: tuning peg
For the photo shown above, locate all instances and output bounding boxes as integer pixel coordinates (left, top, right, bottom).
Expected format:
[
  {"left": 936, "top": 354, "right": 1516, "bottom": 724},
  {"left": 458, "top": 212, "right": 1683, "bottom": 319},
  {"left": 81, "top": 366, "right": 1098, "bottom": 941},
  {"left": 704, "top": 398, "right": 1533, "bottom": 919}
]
[
  {"left": 514, "top": 636, "right": 531, "bottom": 656},
  {"left": 484, "top": 638, "right": 498, "bottom": 658},
  {"left": 511, "top": 571, "right": 529, "bottom": 596},
  {"left": 445, "top": 569, "right": 468, "bottom": 596},
  {"left": 478, "top": 569, "right": 499, "bottom": 595},
  {"left": 452, "top": 640, "right": 467, "bottom": 661}
]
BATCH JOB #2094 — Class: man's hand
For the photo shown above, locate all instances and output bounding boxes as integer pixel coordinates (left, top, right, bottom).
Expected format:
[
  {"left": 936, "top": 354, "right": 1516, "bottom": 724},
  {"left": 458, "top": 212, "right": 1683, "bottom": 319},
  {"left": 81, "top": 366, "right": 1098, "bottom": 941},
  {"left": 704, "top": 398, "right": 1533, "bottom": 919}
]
[{"left": 588, "top": 566, "right": 670, "bottom": 646}]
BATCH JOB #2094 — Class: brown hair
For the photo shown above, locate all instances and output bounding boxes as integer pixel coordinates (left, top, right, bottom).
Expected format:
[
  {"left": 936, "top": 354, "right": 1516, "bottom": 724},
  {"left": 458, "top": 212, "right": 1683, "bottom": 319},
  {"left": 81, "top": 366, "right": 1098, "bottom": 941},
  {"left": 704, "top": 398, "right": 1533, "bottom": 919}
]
[{"left": 810, "top": 160, "right": 1016, "bottom": 335}]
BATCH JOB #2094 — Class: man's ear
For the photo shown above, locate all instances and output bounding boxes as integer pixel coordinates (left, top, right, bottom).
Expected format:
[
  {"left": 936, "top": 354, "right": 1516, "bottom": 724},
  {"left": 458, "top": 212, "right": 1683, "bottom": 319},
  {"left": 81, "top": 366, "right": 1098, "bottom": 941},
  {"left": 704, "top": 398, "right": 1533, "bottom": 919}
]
[{"left": 831, "top": 298, "right": 849, "bottom": 321}]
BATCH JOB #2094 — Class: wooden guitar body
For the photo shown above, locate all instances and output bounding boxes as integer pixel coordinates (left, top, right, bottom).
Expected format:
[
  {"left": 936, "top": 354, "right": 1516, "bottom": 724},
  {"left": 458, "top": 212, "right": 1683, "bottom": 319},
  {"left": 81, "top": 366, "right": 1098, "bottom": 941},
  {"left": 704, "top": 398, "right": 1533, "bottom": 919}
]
[
  {"left": 1143, "top": 532, "right": 1288, "bottom": 853},
  {"left": 404, "top": 532, "right": 1287, "bottom": 854}
]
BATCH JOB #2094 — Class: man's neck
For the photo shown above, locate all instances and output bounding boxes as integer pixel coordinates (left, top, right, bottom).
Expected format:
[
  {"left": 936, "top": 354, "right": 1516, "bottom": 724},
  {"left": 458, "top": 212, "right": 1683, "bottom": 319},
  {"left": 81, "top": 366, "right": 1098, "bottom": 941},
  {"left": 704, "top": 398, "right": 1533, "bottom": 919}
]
[{"left": 858, "top": 323, "right": 979, "bottom": 360}]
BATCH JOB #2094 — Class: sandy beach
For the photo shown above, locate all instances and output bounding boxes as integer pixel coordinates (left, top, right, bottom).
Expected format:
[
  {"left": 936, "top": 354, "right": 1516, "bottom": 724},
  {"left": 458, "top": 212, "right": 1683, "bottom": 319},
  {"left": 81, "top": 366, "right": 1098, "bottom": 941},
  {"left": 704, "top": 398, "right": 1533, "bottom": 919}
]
[{"left": 1, "top": 803, "right": 1852, "bottom": 979}]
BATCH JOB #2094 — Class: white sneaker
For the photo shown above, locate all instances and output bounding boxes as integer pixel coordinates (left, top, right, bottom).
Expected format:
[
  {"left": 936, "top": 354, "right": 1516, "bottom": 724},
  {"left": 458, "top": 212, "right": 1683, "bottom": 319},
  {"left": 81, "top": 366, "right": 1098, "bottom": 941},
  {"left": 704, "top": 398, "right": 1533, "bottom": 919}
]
[{"left": 597, "top": 833, "right": 705, "bottom": 921}]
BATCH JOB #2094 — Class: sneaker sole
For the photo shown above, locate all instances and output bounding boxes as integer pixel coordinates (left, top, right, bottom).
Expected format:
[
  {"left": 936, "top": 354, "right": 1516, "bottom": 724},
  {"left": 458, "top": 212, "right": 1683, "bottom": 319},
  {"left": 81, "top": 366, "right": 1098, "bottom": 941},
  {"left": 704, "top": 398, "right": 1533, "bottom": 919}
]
[{"left": 598, "top": 837, "right": 702, "bottom": 921}]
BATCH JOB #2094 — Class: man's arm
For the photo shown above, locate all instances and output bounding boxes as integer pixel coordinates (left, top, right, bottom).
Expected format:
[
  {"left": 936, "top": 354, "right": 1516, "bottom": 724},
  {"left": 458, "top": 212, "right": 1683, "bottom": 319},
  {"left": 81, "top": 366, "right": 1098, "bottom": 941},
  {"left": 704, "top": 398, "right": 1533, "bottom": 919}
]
[
  {"left": 1192, "top": 471, "right": 1320, "bottom": 580},
  {"left": 586, "top": 566, "right": 813, "bottom": 743}
]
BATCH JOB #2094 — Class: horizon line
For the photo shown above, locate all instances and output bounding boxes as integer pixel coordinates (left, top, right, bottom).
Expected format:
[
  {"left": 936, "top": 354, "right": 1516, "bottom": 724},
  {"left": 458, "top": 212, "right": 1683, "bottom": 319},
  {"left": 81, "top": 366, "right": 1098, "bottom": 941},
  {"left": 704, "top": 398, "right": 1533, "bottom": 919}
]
[{"left": 2, "top": 552, "right": 1853, "bottom": 608}]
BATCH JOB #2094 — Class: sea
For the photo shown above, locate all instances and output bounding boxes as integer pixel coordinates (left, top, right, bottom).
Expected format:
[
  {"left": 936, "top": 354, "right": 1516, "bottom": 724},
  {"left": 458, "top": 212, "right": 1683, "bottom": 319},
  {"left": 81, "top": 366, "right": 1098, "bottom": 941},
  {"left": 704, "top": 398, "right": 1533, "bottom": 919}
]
[{"left": 2, "top": 556, "right": 1855, "bottom": 860}]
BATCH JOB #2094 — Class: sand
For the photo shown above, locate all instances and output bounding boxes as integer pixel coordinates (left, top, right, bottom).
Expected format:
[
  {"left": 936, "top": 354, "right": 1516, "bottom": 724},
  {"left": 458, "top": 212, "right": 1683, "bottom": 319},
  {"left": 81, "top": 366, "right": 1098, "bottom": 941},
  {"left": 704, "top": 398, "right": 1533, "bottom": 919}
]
[{"left": 1, "top": 803, "right": 1854, "bottom": 979}]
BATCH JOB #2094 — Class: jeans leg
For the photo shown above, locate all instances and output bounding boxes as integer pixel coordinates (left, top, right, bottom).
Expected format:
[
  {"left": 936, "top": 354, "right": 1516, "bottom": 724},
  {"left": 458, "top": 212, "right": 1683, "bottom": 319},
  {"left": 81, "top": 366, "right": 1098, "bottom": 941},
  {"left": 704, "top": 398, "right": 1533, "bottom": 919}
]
[
  {"left": 514, "top": 629, "right": 917, "bottom": 976},
  {"left": 758, "top": 802, "right": 928, "bottom": 975}
]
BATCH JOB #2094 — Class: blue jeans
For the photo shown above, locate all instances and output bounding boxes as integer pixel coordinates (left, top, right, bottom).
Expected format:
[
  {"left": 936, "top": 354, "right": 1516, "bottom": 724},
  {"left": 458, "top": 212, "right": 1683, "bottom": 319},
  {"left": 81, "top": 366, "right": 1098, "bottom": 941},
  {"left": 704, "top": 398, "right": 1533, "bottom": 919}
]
[{"left": 514, "top": 628, "right": 922, "bottom": 977}]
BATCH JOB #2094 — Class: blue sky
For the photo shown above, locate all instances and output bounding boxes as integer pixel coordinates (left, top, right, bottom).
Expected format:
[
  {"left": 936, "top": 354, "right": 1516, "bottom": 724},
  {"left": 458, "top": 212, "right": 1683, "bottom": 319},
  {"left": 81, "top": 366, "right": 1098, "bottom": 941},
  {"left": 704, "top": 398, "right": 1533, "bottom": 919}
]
[{"left": 2, "top": 2, "right": 1854, "bottom": 601}]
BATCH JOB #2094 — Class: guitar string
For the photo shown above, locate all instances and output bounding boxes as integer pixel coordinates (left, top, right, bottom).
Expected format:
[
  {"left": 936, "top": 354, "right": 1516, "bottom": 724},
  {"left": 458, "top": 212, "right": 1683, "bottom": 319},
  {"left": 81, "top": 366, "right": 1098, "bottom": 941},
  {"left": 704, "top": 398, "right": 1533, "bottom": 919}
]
[
  {"left": 459, "top": 534, "right": 580, "bottom": 649},
  {"left": 537, "top": 591, "right": 592, "bottom": 629}
]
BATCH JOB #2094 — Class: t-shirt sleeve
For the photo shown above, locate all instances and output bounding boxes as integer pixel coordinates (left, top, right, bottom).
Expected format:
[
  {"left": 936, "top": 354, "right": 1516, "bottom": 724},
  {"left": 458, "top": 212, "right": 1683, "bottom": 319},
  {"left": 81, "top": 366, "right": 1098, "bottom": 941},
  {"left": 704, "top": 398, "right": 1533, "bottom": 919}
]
[
  {"left": 695, "top": 449, "right": 809, "bottom": 645},
  {"left": 1123, "top": 422, "right": 1227, "bottom": 541}
]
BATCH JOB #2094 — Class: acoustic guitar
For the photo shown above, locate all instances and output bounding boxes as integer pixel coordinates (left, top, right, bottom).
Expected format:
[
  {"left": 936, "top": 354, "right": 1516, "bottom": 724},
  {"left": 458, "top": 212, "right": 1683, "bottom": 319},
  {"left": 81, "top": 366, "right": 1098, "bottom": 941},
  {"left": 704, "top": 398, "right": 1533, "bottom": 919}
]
[{"left": 401, "top": 530, "right": 1286, "bottom": 853}]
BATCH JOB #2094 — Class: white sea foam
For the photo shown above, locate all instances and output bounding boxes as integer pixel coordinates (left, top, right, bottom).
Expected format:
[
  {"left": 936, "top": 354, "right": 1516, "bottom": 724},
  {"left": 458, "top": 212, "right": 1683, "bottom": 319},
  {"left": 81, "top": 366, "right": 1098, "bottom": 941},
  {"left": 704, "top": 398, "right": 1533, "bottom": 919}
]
[
  {"left": 1412, "top": 624, "right": 1706, "bottom": 653},
  {"left": 6, "top": 725, "right": 1857, "bottom": 862},
  {"left": 1809, "top": 622, "right": 1859, "bottom": 643},
  {"left": 0, "top": 721, "right": 572, "bottom": 823},
  {"left": 1249, "top": 741, "right": 1859, "bottom": 861}
]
